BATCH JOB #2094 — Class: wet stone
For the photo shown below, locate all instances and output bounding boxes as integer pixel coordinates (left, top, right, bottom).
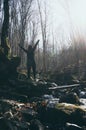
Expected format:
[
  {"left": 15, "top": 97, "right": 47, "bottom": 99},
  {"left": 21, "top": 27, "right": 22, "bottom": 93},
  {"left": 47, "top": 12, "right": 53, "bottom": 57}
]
[{"left": 20, "top": 108, "right": 38, "bottom": 121}]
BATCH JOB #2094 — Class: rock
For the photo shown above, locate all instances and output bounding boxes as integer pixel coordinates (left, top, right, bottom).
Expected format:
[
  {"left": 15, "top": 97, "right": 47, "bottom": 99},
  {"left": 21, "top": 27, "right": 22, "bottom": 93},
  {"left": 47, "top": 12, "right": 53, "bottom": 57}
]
[
  {"left": 37, "top": 102, "right": 86, "bottom": 125},
  {"left": 8, "top": 56, "right": 21, "bottom": 78},
  {"left": 20, "top": 108, "right": 38, "bottom": 121},
  {"left": 18, "top": 73, "right": 27, "bottom": 81},
  {"left": 59, "top": 92, "right": 81, "bottom": 105},
  {"left": 0, "top": 100, "right": 12, "bottom": 113},
  {"left": 79, "top": 91, "right": 86, "bottom": 98},
  {"left": 30, "top": 119, "right": 44, "bottom": 130},
  {"left": 42, "top": 94, "right": 53, "bottom": 100},
  {"left": 0, "top": 118, "right": 9, "bottom": 130},
  {"left": 0, "top": 118, "right": 15, "bottom": 130},
  {"left": 50, "top": 82, "right": 58, "bottom": 88},
  {"left": 13, "top": 120, "right": 30, "bottom": 130},
  {"left": 66, "top": 122, "right": 83, "bottom": 130},
  {"left": 0, "top": 91, "right": 28, "bottom": 102},
  {"left": 4, "top": 110, "right": 13, "bottom": 119},
  {"left": 55, "top": 103, "right": 86, "bottom": 126},
  {"left": 42, "top": 94, "right": 59, "bottom": 108},
  {"left": 0, "top": 48, "right": 21, "bottom": 81}
]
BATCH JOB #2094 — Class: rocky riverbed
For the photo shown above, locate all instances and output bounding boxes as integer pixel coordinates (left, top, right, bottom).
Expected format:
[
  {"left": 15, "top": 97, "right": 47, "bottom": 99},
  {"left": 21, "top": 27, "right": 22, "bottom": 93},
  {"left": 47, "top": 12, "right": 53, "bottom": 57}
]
[{"left": 0, "top": 79, "right": 86, "bottom": 130}]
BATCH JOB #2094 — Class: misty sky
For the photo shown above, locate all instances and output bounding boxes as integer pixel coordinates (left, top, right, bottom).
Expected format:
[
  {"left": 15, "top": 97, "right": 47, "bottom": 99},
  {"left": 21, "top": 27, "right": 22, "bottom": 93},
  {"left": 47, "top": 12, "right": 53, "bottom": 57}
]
[
  {"left": 48, "top": 0, "right": 86, "bottom": 33},
  {"left": 33, "top": 0, "right": 86, "bottom": 49},
  {"left": 1, "top": 0, "right": 86, "bottom": 48}
]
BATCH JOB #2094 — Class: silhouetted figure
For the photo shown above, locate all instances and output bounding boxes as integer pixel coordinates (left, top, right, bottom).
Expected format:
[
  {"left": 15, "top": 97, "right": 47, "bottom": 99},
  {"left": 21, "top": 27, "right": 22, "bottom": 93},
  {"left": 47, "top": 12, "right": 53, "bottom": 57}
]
[{"left": 19, "top": 40, "right": 39, "bottom": 79}]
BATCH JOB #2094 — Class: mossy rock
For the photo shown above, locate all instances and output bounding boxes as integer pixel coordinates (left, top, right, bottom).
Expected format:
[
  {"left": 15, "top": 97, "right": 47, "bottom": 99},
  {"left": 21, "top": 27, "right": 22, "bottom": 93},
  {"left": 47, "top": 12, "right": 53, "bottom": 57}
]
[
  {"left": 38, "top": 102, "right": 86, "bottom": 125},
  {"left": 55, "top": 103, "right": 86, "bottom": 125},
  {"left": 0, "top": 100, "right": 12, "bottom": 113},
  {"left": 0, "top": 50, "right": 21, "bottom": 80},
  {"left": 55, "top": 103, "right": 86, "bottom": 114},
  {"left": 9, "top": 56, "right": 21, "bottom": 74}
]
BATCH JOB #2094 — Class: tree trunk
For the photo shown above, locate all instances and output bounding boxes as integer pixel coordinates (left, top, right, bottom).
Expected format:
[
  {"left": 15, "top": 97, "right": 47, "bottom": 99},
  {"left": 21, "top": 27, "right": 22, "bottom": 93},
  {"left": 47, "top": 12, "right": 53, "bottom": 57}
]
[{"left": 1, "top": 0, "right": 9, "bottom": 56}]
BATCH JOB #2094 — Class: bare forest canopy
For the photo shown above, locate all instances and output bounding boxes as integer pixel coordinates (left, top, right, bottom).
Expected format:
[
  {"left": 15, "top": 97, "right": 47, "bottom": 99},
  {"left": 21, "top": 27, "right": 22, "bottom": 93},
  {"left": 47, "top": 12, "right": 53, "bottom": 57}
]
[{"left": 0, "top": 0, "right": 86, "bottom": 82}]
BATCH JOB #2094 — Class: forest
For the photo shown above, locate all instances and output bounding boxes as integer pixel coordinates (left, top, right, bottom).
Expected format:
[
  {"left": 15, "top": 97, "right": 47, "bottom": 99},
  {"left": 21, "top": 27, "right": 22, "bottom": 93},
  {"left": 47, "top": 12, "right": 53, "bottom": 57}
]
[{"left": 0, "top": 0, "right": 86, "bottom": 130}]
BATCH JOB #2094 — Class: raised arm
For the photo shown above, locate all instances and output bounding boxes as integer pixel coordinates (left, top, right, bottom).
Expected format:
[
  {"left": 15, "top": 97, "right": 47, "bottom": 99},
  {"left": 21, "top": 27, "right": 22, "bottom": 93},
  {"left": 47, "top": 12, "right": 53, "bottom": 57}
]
[
  {"left": 33, "top": 40, "right": 40, "bottom": 51},
  {"left": 19, "top": 44, "right": 27, "bottom": 53}
]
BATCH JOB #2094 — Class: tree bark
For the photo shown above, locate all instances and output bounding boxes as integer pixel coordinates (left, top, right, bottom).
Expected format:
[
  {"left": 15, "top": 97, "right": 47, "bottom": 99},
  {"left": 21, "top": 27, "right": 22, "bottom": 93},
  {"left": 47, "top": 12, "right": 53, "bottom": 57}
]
[{"left": 1, "top": 0, "right": 9, "bottom": 56}]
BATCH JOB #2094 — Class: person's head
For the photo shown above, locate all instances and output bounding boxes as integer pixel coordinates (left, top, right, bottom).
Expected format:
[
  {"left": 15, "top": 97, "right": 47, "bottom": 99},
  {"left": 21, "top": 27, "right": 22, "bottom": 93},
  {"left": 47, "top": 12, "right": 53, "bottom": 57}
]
[{"left": 28, "top": 45, "right": 32, "bottom": 51}]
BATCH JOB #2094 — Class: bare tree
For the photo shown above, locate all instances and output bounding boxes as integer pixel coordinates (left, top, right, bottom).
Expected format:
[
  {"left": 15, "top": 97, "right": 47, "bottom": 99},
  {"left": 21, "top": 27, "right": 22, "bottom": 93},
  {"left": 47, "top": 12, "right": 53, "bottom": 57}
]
[
  {"left": 28, "top": 20, "right": 38, "bottom": 45},
  {"left": 37, "top": 0, "right": 48, "bottom": 73},
  {"left": 9, "top": 0, "right": 19, "bottom": 56},
  {"left": 17, "top": 0, "right": 34, "bottom": 66},
  {"left": 1, "top": 0, "right": 9, "bottom": 55},
  {"left": 8, "top": 0, "right": 34, "bottom": 67}
]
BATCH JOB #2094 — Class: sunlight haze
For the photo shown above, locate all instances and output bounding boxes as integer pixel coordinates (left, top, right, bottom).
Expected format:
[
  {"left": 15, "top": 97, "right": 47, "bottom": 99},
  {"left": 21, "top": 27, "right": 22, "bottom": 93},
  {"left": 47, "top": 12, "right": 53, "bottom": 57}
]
[{"left": 47, "top": 0, "right": 86, "bottom": 40}]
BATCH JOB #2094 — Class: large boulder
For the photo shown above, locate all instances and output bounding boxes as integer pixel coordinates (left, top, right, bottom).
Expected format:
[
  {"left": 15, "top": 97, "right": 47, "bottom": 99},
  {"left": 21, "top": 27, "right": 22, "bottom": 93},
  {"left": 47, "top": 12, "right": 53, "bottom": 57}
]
[
  {"left": 0, "top": 46, "right": 21, "bottom": 81},
  {"left": 37, "top": 102, "right": 86, "bottom": 126}
]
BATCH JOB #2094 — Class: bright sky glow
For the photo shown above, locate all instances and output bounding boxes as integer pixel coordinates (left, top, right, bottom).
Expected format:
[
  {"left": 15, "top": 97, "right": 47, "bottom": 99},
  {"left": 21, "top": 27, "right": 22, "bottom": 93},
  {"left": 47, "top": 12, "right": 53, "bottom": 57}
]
[
  {"left": 36, "top": 0, "right": 86, "bottom": 51},
  {"left": 47, "top": 0, "right": 86, "bottom": 40}
]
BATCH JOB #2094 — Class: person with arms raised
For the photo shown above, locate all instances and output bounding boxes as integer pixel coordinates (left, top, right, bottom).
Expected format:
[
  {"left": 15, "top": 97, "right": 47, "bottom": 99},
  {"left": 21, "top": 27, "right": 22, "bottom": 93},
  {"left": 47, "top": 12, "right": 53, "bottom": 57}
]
[{"left": 19, "top": 40, "right": 39, "bottom": 80}]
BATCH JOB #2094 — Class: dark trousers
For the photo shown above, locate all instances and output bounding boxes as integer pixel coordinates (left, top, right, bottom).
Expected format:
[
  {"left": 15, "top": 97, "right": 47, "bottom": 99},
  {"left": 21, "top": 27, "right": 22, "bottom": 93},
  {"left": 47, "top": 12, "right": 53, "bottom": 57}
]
[{"left": 27, "top": 61, "right": 36, "bottom": 79}]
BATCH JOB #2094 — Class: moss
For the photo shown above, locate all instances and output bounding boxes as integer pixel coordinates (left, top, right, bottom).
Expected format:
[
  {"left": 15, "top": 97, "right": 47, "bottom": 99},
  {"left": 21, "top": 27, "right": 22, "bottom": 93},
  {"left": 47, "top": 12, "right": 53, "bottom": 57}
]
[
  {"left": 0, "top": 44, "right": 21, "bottom": 80},
  {"left": 5, "top": 37, "right": 11, "bottom": 59},
  {"left": 0, "top": 46, "right": 4, "bottom": 53},
  {"left": 55, "top": 103, "right": 86, "bottom": 115}
]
